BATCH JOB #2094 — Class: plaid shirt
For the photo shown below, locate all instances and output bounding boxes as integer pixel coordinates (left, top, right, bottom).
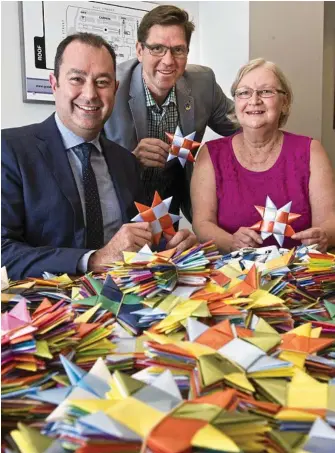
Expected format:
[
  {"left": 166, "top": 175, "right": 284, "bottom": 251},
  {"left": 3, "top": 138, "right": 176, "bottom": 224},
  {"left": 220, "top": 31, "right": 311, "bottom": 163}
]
[
  {"left": 141, "top": 80, "right": 183, "bottom": 218},
  {"left": 143, "top": 80, "right": 179, "bottom": 142}
]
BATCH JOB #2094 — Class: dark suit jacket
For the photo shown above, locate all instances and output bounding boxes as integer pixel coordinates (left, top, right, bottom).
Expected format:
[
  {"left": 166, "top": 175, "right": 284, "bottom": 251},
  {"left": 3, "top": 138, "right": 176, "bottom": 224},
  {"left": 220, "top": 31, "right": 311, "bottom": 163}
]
[
  {"left": 1, "top": 114, "right": 144, "bottom": 280},
  {"left": 104, "top": 59, "right": 237, "bottom": 221}
]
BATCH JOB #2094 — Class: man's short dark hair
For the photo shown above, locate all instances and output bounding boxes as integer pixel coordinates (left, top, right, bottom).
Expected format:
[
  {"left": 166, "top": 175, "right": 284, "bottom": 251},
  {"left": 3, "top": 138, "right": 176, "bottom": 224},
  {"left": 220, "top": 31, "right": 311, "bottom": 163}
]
[
  {"left": 54, "top": 33, "right": 116, "bottom": 81},
  {"left": 137, "top": 5, "right": 195, "bottom": 47}
]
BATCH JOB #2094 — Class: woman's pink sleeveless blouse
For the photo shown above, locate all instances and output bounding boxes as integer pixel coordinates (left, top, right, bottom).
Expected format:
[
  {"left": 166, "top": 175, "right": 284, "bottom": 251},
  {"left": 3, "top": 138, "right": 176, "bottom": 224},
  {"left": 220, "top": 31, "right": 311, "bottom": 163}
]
[{"left": 207, "top": 131, "right": 312, "bottom": 249}]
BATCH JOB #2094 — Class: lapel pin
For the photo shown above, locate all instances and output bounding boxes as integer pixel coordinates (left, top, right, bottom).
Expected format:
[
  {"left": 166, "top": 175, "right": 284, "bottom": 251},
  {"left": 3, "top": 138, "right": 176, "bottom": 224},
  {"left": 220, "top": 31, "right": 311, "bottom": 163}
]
[{"left": 184, "top": 101, "right": 191, "bottom": 111}]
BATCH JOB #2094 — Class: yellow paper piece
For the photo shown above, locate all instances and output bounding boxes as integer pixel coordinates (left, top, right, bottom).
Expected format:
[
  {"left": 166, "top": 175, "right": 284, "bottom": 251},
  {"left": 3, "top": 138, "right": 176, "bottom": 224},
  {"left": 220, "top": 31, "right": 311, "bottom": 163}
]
[
  {"left": 16, "top": 363, "right": 37, "bottom": 372},
  {"left": 173, "top": 402, "right": 222, "bottom": 422},
  {"left": 248, "top": 367, "right": 294, "bottom": 379},
  {"left": 158, "top": 295, "right": 181, "bottom": 313},
  {"left": 311, "top": 327, "right": 322, "bottom": 338},
  {"left": 166, "top": 331, "right": 185, "bottom": 342},
  {"left": 287, "top": 370, "right": 328, "bottom": 409},
  {"left": 153, "top": 299, "right": 210, "bottom": 334},
  {"left": 35, "top": 340, "right": 53, "bottom": 359},
  {"left": 69, "top": 399, "right": 119, "bottom": 413},
  {"left": 275, "top": 409, "right": 319, "bottom": 422},
  {"left": 227, "top": 277, "right": 245, "bottom": 290},
  {"left": 218, "top": 260, "right": 243, "bottom": 278},
  {"left": 204, "top": 282, "right": 227, "bottom": 294},
  {"left": 192, "top": 303, "right": 211, "bottom": 318},
  {"left": 74, "top": 303, "right": 102, "bottom": 324},
  {"left": 107, "top": 371, "right": 146, "bottom": 399},
  {"left": 279, "top": 350, "right": 306, "bottom": 369},
  {"left": 71, "top": 286, "right": 82, "bottom": 299},
  {"left": 9, "top": 281, "right": 35, "bottom": 290},
  {"left": 192, "top": 424, "right": 240, "bottom": 452},
  {"left": 328, "top": 382, "right": 335, "bottom": 411},
  {"left": 2, "top": 293, "right": 16, "bottom": 302},
  {"left": 265, "top": 249, "right": 294, "bottom": 271},
  {"left": 49, "top": 274, "right": 73, "bottom": 284},
  {"left": 106, "top": 396, "right": 164, "bottom": 437},
  {"left": 10, "top": 423, "right": 53, "bottom": 453},
  {"left": 144, "top": 331, "right": 176, "bottom": 345},
  {"left": 77, "top": 338, "right": 115, "bottom": 353},
  {"left": 178, "top": 341, "right": 215, "bottom": 357},
  {"left": 253, "top": 378, "right": 287, "bottom": 406},
  {"left": 248, "top": 290, "right": 284, "bottom": 309},
  {"left": 289, "top": 323, "right": 312, "bottom": 337},
  {"left": 224, "top": 372, "right": 255, "bottom": 394}
]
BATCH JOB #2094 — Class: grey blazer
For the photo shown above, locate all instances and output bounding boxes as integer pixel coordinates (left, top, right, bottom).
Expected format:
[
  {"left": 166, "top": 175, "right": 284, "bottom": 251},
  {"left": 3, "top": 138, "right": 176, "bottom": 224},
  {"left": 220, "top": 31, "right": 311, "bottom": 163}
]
[{"left": 105, "top": 58, "right": 237, "bottom": 150}]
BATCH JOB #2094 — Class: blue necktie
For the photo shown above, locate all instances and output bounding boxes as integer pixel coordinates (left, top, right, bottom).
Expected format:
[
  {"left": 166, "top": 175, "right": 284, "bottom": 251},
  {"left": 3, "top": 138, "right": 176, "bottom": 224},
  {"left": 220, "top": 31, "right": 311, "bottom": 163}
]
[{"left": 74, "top": 143, "right": 104, "bottom": 249}]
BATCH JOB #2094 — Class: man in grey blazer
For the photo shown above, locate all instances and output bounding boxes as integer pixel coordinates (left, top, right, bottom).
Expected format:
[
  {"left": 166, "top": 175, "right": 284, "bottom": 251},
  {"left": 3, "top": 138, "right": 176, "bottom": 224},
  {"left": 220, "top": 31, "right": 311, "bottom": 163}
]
[{"left": 104, "top": 5, "right": 237, "bottom": 222}]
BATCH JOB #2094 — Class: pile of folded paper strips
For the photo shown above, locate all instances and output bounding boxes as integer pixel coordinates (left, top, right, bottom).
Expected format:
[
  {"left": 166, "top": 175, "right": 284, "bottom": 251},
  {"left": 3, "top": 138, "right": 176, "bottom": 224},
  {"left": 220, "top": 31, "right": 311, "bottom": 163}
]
[{"left": 1, "top": 243, "right": 335, "bottom": 453}]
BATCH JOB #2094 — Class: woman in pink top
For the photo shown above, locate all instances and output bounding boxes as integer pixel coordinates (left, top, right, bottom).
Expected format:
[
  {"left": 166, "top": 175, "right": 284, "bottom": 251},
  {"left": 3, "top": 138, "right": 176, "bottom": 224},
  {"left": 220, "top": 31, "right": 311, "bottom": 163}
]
[{"left": 191, "top": 59, "right": 335, "bottom": 252}]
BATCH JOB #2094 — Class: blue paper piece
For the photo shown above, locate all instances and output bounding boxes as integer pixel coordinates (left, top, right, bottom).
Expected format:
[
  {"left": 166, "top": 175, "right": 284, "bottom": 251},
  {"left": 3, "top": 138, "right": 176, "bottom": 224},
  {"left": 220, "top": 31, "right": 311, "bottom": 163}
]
[
  {"left": 101, "top": 275, "right": 123, "bottom": 302},
  {"left": 60, "top": 354, "right": 87, "bottom": 385},
  {"left": 31, "top": 387, "right": 73, "bottom": 405}
]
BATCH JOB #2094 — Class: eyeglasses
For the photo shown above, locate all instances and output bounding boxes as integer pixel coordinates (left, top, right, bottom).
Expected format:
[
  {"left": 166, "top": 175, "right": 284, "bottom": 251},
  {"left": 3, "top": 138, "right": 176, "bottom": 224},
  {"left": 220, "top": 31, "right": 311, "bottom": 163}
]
[
  {"left": 142, "top": 42, "right": 189, "bottom": 58},
  {"left": 234, "top": 87, "right": 286, "bottom": 99}
]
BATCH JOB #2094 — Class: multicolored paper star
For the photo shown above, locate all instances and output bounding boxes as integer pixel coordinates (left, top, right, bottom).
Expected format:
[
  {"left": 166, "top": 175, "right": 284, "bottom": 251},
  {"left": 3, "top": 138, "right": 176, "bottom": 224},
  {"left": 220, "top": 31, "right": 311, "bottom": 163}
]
[
  {"left": 165, "top": 126, "right": 201, "bottom": 167},
  {"left": 250, "top": 196, "right": 301, "bottom": 246},
  {"left": 131, "top": 192, "right": 181, "bottom": 245}
]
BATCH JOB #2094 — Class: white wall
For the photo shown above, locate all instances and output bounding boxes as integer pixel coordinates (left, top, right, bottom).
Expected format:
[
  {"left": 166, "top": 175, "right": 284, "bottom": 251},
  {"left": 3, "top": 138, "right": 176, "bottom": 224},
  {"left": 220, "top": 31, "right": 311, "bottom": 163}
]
[
  {"left": 198, "top": 1, "right": 249, "bottom": 142},
  {"left": 2, "top": 1, "right": 334, "bottom": 146},
  {"left": 159, "top": 1, "right": 200, "bottom": 64},
  {"left": 249, "top": 1, "right": 325, "bottom": 141},
  {"left": 198, "top": 1, "right": 249, "bottom": 97},
  {"left": 1, "top": 1, "right": 55, "bottom": 128},
  {"left": 1, "top": 1, "right": 201, "bottom": 129}
]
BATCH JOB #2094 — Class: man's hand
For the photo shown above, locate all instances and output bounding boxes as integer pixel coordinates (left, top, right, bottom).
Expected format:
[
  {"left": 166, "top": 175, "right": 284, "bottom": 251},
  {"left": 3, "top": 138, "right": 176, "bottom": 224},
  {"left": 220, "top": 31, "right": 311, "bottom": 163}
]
[
  {"left": 88, "top": 223, "right": 152, "bottom": 271},
  {"left": 133, "top": 138, "right": 170, "bottom": 168},
  {"left": 164, "top": 229, "right": 198, "bottom": 253},
  {"left": 292, "top": 227, "right": 328, "bottom": 252},
  {"left": 231, "top": 227, "right": 263, "bottom": 251}
]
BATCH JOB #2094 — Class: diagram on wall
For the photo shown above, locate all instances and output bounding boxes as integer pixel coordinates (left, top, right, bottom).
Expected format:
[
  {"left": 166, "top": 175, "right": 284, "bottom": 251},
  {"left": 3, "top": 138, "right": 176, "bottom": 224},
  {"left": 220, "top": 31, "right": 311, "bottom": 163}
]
[{"left": 19, "top": 1, "right": 154, "bottom": 103}]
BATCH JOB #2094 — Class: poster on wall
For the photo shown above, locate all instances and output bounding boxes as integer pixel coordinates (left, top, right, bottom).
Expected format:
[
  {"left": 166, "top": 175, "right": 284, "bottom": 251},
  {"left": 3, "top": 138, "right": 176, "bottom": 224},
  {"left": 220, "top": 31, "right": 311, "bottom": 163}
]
[{"left": 19, "top": 1, "right": 155, "bottom": 103}]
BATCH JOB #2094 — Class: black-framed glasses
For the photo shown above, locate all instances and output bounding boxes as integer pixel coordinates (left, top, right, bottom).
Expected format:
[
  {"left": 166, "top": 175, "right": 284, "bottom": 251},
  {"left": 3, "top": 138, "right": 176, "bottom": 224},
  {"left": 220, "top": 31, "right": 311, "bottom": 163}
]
[
  {"left": 234, "top": 87, "right": 287, "bottom": 99},
  {"left": 142, "top": 42, "right": 189, "bottom": 58}
]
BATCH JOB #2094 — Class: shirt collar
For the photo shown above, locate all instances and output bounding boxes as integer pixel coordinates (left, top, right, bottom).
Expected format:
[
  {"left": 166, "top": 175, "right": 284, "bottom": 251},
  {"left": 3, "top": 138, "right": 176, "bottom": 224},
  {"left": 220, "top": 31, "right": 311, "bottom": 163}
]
[
  {"left": 143, "top": 79, "right": 177, "bottom": 109},
  {"left": 54, "top": 113, "right": 102, "bottom": 153}
]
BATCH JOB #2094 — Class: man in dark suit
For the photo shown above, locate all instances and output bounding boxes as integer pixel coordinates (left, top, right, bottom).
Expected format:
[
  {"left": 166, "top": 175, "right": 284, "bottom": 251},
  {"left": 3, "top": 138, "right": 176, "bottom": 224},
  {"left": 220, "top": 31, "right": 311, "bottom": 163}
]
[
  {"left": 104, "top": 5, "right": 238, "bottom": 221},
  {"left": 2, "top": 33, "right": 196, "bottom": 280}
]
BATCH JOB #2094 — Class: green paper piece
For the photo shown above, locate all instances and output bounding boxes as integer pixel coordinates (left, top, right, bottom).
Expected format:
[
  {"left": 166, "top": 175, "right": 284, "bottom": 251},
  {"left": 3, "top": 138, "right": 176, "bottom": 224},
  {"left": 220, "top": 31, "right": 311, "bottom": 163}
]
[
  {"left": 16, "top": 422, "right": 54, "bottom": 453},
  {"left": 96, "top": 294, "right": 120, "bottom": 313},
  {"left": 198, "top": 353, "right": 242, "bottom": 387},
  {"left": 244, "top": 332, "right": 280, "bottom": 352},
  {"left": 123, "top": 294, "right": 144, "bottom": 305},
  {"left": 113, "top": 370, "right": 146, "bottom": 396},
  {"left": 269, "top": 430, "right": 306, "bottom": 452},
  {"left": 324, "top": 300, "right": 335, "bottom": 320},
  {"left": 85, "top": 274, "right": 104, "bottom": 295},
  {"left": 173, "top": 403, "right": 222, "bottom": 422},
  {"left": 72, "top": 295, "right": 98, "bottom": 307},
  {"left": 253, "top": 378, "right": 288, "bottom": 406},
  {"left": 213, "top": 410, "right": 262, "bottom": 426}
]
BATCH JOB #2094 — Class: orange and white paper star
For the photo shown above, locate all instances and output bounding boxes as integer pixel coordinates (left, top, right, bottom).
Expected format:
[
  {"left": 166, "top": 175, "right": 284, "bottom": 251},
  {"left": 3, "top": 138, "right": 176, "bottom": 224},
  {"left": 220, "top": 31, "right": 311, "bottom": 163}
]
[
  {"left": 250, "top": 196, "right": 301, "bottom": 246},
  {"left": 131, "top": 192, "right": 181, "bottom": 245},
  {"left": 165, "top": 126, "right": 201, "bottom": 167}
]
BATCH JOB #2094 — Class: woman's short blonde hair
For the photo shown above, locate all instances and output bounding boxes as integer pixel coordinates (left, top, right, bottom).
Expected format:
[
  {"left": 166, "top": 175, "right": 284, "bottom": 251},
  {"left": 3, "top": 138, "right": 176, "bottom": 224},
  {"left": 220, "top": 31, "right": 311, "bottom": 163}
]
[{"left": 229, "top": 58, "right": 293, "bottom": 128}]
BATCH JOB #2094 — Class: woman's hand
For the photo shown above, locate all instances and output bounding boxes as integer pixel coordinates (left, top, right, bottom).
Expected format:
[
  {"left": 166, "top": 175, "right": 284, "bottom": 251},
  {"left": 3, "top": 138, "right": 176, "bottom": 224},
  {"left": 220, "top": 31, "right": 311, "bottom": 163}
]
[
  {"left": 164, "top": 229, "right": 198, "bottom": 253},
  {"left": 231, "top": 227, "right": 263, "bottom": 251},
  {"left": 291, "top": 227, "right": 328, "bottom": 252}
]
